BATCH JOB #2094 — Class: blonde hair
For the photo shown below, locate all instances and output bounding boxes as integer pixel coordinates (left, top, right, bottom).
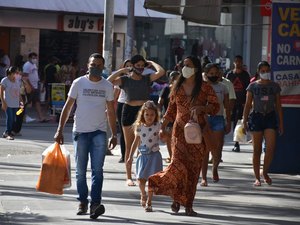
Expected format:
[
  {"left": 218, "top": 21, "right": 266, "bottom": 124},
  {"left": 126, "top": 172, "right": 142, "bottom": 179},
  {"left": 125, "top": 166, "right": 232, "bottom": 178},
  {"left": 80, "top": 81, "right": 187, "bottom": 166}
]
[{"left": 133, "top": 101, "right": 160, "bottom": 132}]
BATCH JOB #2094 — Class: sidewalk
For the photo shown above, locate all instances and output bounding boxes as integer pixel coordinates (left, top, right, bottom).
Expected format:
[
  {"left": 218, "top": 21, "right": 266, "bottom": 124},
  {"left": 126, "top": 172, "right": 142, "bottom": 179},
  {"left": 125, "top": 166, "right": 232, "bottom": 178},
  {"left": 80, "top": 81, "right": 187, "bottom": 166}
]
[{"left": 0, "top": 116, "right": 299, "bottom": 225}]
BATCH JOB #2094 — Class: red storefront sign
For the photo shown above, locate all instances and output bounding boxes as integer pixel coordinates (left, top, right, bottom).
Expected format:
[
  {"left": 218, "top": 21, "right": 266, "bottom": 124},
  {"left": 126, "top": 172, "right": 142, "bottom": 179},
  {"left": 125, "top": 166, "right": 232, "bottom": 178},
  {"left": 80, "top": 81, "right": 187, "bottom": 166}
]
[{"left": 260, "top": 0, "right": 272, "bottom": 16}]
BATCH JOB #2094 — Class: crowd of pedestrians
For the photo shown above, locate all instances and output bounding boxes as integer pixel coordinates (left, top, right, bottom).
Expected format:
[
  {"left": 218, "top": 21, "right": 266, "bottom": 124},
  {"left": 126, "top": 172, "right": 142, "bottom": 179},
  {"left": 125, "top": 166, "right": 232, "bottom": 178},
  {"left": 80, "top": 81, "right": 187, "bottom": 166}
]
[{"left": 0, "top": 50, "right": 283, "bottom": 219}]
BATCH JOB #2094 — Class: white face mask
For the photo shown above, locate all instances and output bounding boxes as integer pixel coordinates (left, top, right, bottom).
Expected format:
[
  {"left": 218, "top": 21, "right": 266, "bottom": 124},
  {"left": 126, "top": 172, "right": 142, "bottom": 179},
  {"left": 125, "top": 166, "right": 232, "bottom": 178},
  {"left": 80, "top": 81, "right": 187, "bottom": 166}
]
[
  {"left": 260, "top": 72, "right": 271, "bottom": 80},
  {"left": 182, "top": 66, "right": 195, "bottom": 79},
  {"left": 15, "top": 74, "right": 22, "bottom": 80},
  {"left": 31, "top": 58, "right": 38, "bottom": 64}
]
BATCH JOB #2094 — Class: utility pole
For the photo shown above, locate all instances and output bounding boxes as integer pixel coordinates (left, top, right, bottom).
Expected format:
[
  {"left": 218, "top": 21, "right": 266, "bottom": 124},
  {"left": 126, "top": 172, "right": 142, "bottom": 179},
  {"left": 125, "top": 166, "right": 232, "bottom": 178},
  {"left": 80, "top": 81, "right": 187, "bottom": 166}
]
[
  {"left": 103, "top": 0, "right": 114, "bottom": 76},
  {"left": 125, "top": 0, "right": 135, "bottom": 60},
  {"left": 103, "top": 0, "right": 114, "bottom": 155}
]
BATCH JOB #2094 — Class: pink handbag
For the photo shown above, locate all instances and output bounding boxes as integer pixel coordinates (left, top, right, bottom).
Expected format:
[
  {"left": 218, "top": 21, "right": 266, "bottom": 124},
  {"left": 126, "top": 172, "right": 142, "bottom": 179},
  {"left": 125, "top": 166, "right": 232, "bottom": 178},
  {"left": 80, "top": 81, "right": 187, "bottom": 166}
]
[{"left": 184, "top": 110, "right": 202, "bottom": 144}]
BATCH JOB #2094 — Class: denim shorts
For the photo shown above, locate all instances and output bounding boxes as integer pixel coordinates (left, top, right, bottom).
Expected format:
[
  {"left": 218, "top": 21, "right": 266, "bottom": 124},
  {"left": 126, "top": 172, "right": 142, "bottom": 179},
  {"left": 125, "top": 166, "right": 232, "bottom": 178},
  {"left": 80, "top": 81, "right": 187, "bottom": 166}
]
[
  {"left": 248, "top": 111, "right": 277, "bottom": 132},
  {"left": 208, "top": 115, "right": 225, "bottom": 131}
]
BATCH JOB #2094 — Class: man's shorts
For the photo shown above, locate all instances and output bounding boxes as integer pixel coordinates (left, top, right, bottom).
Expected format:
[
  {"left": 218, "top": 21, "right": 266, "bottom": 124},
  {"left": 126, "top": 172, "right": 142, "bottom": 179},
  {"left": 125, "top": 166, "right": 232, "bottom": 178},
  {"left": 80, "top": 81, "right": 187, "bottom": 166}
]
[{"left": 28, "top": 89, "right": 40, "bottom": 104}]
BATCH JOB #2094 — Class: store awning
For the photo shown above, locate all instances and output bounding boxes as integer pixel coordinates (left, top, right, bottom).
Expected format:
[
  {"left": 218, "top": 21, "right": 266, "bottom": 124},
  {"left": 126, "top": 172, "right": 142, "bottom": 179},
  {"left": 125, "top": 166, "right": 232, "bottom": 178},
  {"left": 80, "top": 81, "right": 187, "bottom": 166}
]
[
  {"left": 144, "top": 0, "right": 222, "bottom": 25},
  {"left": 0, "top": 0, "right": 175, "bottom": 18},
  {"left": 144, "top": 0, "right": 182, "bottom": 15}
]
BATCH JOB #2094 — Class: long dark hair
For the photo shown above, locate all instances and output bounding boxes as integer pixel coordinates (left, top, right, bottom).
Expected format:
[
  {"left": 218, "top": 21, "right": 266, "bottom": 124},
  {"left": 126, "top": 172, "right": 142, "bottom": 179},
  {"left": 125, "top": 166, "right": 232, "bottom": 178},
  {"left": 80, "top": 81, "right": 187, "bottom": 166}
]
[{"left": 172, "top": 56, "right": 203, "bottom": 102}]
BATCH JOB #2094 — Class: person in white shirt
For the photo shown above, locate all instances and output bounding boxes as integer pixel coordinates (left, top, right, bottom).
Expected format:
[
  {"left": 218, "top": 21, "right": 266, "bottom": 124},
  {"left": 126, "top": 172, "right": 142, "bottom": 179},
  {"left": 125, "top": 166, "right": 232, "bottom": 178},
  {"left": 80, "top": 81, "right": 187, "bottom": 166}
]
[
  {"left": 23, "top": 52, "right": 48, "bottom": 122},
  {"left": 54, "top": 53, "right": 117, "bottom": 219}
]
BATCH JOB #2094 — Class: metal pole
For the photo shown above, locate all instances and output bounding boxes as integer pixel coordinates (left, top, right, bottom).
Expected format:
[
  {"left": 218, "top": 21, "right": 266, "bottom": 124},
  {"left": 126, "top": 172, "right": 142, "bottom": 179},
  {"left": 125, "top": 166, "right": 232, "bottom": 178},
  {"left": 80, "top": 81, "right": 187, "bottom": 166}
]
[
  {"left": 103, "top": 0, "right": 114, "bottom": 155},
  {"left": 125, "top": 0, "right": 135, "bottom": 60},
  {"left": 243, "top": 0, "right": 252, "bottom": 69},
  {"left": 103, "top": 0, "right": 114, "bottom": 76}
]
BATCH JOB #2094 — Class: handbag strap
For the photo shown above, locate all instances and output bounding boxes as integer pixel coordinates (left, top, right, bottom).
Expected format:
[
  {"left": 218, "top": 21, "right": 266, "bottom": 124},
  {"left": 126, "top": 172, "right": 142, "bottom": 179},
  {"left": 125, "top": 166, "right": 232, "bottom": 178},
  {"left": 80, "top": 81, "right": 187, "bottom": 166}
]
[{"left": 190, "top": 109, "right": 198, "bottom": 123}]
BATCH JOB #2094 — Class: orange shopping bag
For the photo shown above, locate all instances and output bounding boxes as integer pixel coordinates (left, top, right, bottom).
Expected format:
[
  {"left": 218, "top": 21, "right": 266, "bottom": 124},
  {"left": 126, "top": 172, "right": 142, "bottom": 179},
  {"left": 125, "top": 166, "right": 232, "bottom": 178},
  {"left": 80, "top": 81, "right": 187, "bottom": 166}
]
[{"left": 36, "top": 142, "right": 68, "bottom": 195}]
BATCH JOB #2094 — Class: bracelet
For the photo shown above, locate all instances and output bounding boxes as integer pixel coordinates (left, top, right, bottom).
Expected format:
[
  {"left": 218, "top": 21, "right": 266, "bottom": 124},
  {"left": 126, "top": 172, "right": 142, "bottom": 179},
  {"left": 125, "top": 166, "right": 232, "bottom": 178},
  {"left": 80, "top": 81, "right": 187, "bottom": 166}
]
[{"left": 112, "top": 135, "right": 117, "bottom": 138}]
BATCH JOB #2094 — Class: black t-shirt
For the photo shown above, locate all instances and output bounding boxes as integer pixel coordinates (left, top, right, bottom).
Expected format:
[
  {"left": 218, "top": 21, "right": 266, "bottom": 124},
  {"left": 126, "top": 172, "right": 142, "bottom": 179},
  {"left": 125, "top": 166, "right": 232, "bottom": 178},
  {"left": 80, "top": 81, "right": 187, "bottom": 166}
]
[
  {"left": 45, "top": 64, "right": 57, "bottom": 84},
  {"left": 226, "top": 70, "right": 250, "bottom": 105}
]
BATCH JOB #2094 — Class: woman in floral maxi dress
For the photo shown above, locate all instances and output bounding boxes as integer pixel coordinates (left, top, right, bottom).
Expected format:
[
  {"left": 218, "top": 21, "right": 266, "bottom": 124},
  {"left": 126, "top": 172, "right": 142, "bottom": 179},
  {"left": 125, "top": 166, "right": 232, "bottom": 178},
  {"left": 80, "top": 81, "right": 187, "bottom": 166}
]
[{"left": 147, "top": 56, "right": 219, "bottom": 216}]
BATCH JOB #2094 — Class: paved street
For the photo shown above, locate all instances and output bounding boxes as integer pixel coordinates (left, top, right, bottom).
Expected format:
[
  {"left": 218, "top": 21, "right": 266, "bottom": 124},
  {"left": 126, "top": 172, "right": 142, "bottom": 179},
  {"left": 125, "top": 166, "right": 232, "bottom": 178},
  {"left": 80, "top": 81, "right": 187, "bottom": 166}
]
[{"left": 0, "top": 111, "right": 299, "bottom": 225}]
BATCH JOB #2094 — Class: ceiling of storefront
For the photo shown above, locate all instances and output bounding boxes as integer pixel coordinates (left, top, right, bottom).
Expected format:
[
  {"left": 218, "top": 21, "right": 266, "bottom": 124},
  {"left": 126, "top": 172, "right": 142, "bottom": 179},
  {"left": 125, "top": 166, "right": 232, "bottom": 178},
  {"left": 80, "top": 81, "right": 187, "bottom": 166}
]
[{"left": 0, "top": 0, "right": 175, "bottom": 18}]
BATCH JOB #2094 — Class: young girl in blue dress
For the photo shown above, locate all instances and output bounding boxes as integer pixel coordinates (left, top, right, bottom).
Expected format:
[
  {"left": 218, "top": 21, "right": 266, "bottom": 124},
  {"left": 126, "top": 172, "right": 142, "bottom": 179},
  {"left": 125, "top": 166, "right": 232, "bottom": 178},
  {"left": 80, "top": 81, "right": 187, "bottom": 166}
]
[{"left": 127, "top": 100, "right": 163, "bottom": 211}]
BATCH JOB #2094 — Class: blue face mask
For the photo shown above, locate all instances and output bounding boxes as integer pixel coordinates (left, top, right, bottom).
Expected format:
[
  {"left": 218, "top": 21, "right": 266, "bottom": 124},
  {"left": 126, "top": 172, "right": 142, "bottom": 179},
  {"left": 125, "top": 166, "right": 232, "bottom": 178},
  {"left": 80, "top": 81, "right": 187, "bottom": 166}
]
[{"left": 89, "top": 67, "right": 103, "bottom": 77}]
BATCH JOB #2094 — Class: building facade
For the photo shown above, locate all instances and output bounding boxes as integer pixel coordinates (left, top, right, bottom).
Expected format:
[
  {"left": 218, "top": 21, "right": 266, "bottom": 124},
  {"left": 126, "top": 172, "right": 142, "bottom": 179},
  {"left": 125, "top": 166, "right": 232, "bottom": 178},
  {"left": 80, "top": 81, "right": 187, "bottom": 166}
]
[{"left": 0, "top": 0, "right": 274, "bottom": 76}]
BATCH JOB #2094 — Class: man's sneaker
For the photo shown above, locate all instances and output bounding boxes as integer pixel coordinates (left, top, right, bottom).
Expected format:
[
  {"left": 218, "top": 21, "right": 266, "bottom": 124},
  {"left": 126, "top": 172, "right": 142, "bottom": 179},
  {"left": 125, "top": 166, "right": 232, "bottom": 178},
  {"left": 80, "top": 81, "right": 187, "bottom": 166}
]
[
  {"left": 6, "top": 135, "right": 14, "bottom": 140},
  {"left": 232, "top": 142, "right": 240, "bottom": 152},
  {"left": 77, "top": 202, "right": 88, "bottom": 215},
  {"left": 11, "top": 131, "right": 22, "bottom": 136},
  {"left": 25, "top": 115, "right": 36, "bottom": 123},
  {"left": 90, "top": 203, "right": 105, "bottom": 219}
]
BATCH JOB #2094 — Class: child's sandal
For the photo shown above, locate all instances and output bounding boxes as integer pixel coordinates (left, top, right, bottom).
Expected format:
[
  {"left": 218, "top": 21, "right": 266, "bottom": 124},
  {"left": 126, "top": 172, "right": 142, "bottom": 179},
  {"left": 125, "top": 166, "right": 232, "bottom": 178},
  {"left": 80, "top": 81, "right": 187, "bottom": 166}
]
[
  {"left": 145, "top": 204, "right": 153, "bottom": 212},
  {"left": 140, "top": 194, "right": 147, "bottom": 207}
]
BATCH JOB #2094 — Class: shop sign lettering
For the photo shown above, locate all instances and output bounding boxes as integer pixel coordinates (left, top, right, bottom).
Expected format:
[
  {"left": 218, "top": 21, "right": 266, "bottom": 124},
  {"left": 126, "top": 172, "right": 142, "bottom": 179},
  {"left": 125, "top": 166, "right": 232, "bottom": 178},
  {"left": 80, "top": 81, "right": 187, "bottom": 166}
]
[{"left": 63, "top": 15, "right": 102, "bottom": 33}]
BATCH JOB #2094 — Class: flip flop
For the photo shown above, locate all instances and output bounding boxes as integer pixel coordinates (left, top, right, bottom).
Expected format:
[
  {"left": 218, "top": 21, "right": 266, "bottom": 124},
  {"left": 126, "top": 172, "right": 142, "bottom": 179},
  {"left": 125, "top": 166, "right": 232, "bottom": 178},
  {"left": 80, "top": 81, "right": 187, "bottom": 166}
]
[
  {"left": 200, "top": 180, "right": 208, "bottom": 187},
  {"left": 253, "top": 180, "right": 261, "bottom": 187},
  {"left": 126, "top": 179, "right": 136, "bottom": 186},
  {"left": 264, "top": 176, "right": 272, "bottom": 185}
]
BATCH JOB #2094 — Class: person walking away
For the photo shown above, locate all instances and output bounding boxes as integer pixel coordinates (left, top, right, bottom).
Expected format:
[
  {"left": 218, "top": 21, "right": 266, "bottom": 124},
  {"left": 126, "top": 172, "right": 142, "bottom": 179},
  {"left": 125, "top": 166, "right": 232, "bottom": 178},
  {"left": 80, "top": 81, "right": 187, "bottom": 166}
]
[
  {"left": 226, "top": 55, "right": 250, "bottom": 152},
  {"left": 22, "top": 52, "right": 49, "bottom": 122},
  {"left": 113, "top": 59, "right": 132, "bottom": 163},
  {"left": 200, "top": 63, "right": 231, "bottom": 186},
  {"left": 242, "top": 61, "right": 283, "bottom": 186},
  {"left": 107, "top": 54, "right": 165, "bottom": 186},
  {"left": 44, "top": 56, "right": 59, "bottom": 111},
  {"left": 54, "top": 53, "right": 118, "bottom": 219},
  {"left": 157, "top": 71, "right": 180, "bottom": 163},
  {"left": 0, "top": 49, "right": 10, "bottom": 81},
  {"left": 147, "top": 56, "right": 219, "bottom": 216},
  {"left": 0, "top": 66, "right": 22, "bottom": 140},
  {"left": 127, "top": 100, "right": 163, "bottom": 212}
]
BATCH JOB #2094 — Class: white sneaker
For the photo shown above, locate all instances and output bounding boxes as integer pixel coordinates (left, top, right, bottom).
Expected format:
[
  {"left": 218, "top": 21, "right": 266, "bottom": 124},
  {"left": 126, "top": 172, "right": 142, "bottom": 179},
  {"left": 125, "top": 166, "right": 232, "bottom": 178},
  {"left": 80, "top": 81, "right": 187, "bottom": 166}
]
[{"left": 25, "top": 115, "right": 36, "bottom": 123}]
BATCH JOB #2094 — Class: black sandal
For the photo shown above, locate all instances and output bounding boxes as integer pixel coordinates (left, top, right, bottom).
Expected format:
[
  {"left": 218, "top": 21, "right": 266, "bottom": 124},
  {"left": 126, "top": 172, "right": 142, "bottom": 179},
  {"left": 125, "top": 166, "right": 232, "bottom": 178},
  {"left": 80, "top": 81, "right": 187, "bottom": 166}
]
[
  {"left": 145, "top": 202, "right": 152, "bottom": 212},
  {"left": 185, "top": 207, "right": 197, "bottom": 216},
  {"left": 171, "top": 201, "right": 180, "bottom": 213}
]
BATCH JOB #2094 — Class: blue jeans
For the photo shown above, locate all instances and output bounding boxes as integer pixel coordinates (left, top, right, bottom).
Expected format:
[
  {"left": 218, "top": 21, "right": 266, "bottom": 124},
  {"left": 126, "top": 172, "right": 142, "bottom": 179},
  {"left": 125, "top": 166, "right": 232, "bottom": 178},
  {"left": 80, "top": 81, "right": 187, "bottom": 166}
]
[
  {"left": 5, "top": 107, "right": 18, "bottom": 135},
  {"left": 73, "top": 130, "right": 107, "bottom": 205}
]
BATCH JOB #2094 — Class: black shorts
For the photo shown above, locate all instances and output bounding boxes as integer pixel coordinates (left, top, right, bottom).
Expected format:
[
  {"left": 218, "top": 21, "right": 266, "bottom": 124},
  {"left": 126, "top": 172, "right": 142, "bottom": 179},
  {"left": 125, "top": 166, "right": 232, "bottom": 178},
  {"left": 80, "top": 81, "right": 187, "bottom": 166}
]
[
  {"left": 248, "top": 111, "right": 277, "bottom": 132},
  {"left": 121, "top": 104, "right": 142, "bottom": 126},
  {"left": 28, "top": 89, "right": 40, "bottom": 104}
]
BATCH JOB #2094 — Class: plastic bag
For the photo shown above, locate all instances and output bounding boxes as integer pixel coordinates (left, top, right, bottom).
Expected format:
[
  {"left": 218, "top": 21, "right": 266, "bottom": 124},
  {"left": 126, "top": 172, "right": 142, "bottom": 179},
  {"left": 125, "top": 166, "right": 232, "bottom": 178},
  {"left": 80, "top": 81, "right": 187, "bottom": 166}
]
[
  {"left": 233, "top": 120, "right": 247, "bottom": 143},
  {"left": 36, "top": 143, "right": 70, "bottom": 194},
  {"left": 41, "top": 143, "right": 71, "bottom": 189}
]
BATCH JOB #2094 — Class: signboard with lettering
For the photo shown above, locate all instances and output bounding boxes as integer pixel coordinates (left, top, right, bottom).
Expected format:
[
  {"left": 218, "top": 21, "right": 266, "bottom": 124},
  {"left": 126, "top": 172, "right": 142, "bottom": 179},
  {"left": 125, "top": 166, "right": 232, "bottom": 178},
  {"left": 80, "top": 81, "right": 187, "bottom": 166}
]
[
  {"left": 51, "top": 83, "right": 66, "bottom": 107},
  {"left": 271, "top": 2, "right": 300, "bottom": 107},
  {"left": 260, "top": 0, "right": 272, "bottom": 17},
  {"left": 63, "top": 15, "right": 103, "bottom": 33}
]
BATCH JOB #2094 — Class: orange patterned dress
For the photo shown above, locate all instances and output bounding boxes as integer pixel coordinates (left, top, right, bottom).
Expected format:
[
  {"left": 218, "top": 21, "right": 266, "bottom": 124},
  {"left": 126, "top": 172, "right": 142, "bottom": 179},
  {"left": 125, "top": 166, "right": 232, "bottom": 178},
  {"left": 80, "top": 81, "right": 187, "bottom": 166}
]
[{"left": 148, "top": 82, "right": 219, "bottom": 207}]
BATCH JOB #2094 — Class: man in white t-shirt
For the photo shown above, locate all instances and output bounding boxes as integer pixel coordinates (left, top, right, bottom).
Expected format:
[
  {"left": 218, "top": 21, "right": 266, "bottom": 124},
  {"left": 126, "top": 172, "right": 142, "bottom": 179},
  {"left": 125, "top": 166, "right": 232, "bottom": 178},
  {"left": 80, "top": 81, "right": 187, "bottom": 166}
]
[
  {"left": 23, "top": 52, "right": 48, "bottom": 122},
  {"left": 54, "top": 53, "right": 117, "bottom": 219}
]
